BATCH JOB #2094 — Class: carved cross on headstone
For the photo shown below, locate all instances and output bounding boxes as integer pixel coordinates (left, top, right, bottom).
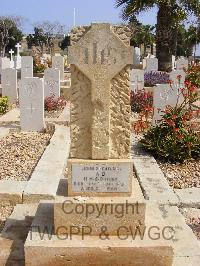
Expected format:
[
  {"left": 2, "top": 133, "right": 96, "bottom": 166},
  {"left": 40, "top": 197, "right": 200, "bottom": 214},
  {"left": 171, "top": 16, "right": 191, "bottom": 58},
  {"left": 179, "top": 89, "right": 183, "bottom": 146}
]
[{"left": 69, "top": 23, "right": 133, "bottom": 160}]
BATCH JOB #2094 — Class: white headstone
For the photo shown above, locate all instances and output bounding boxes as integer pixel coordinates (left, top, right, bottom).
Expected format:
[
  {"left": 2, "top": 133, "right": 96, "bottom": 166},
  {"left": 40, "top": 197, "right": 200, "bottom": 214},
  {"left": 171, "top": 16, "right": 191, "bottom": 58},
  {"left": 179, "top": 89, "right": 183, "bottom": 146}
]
[
  {"left": 176, "top": 58, "right": 188, "bottom": 70},
  {"left": 14, "top": 43, "right": 22, "bottom": 69},
  {"left": 21, "top": 56, "right": 33, "bottom": 79},
  {"left": 52, "top": 56, "right": 64, "bottom": 80},
  {"left": 143, "top": 58, "right": 158, "bottom": 72},
  {"left": 9, "top": 49, "right": 15, "bottom": 68},
  {"left": 172, "top": 55, "right": 176, "bottom": 70},
  {"left": 169, "top": 70, "right": 186, "bottom": 87},
  {"left": 153, "top": 84, "right": 182, "bottom": 125},
  {"left": 0, "top": 57, "right": 10, "bottom": 75},
  {"left": 133, "top": 47, "right": 141, "bottom": 66},
  {"left": 44, "top": 68, "right": 60, "bottom": 98},
  {"left": 2, "top": 68, "right": 18, "bottom": 103},
  {"left": 19, "top": 77, "right": 45, "bottom": 132},
  {"left": 130, "top": 69, "right": 144, "bottom": 92}
]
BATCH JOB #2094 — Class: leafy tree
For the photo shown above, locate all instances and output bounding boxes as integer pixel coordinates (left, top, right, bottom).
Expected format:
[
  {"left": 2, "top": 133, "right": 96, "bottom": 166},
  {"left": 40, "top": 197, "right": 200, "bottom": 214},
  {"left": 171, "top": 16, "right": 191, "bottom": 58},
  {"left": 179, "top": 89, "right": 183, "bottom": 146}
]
[
  {"left": 26, "top": 21, "right": 66, "bottom": 55},
  {"left": 26, "top": 27, "right": 46, "bottom": 54},
  {"left": 60, "top": 35, "right": 70, "bottom": 50},
  {"left": 116, "top": 0, "right": 200, "bottom": 72},
  {"left": 0, "top": 17, "right": 23, "bottom": 56},
  {"left": 131, "top": 24, "right": 155, "bottom": 56},
  {"left": 175, "top": 25, "right": 200, "bottom": 57}
]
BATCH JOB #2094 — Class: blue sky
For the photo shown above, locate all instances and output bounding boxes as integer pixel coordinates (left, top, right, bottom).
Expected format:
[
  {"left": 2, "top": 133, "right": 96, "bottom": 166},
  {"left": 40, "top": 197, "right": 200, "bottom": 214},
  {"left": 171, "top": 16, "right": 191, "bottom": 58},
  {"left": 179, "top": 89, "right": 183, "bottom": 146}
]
[
  {"left": 1, "top": 0, "right": 199, "bottom": 54},
  {"left": 0, "top": 0, "right": 157, "bottom": 33}
]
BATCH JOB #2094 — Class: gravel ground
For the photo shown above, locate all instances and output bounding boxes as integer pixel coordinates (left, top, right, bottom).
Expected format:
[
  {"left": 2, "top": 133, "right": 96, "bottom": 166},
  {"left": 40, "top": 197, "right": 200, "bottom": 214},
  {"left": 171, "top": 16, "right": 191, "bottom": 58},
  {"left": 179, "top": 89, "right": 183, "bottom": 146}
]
[
  {"left": 0, "top": 204, "right": 13, "bottom": 232},
  {"left": 0, "top": 132, "right": 52, "bottom": 181},
  {"left": 158, "top": 159, "right": 200, "bottom": 189},
  {"left": 187, "top": 216, "right": 200, "bottom": 240}
]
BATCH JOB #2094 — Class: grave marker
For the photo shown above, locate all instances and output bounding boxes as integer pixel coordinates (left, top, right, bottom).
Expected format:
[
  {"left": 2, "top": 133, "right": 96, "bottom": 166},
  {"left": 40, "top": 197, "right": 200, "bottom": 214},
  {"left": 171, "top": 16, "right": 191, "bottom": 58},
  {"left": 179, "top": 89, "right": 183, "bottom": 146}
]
[
  {"left": 176, "top": 58, "right": 188, "bottom": 70},
  {"left": 0, "top": 57, "right": 10, "bottom": 75},
  {"left": 130, "top": 69, "right": 144, "bottom": 92},
  {"left": 68, "top": 23, "right": 133, "bottom": 196},
  {"left": 19, "top": 77, "right": 45, "bottom": 132},
  {"left": 44, "top": 68, "right": 60, "bottom": 98},
  {"left": 21, "top": 56, "right": 33, "bottom": 79},
  {"left": 143, "top": 57, "right": 158, "bottom": 72},
  {"left": 153, "top": 83, "right": 182, "bottom": 125},
  {"left": 133, "top": 47, "right": 141, "bottom": 67},
  {"left": 1, "top": 68, "right": 18, "bottom": 103},
  {"left": 52, "top": 56, "right": 64, "bottom": 80}
]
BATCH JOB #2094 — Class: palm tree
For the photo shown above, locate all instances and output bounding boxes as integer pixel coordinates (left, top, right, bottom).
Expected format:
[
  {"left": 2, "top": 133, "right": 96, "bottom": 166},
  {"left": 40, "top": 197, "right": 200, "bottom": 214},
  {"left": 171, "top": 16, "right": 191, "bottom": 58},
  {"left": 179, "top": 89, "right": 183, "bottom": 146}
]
[
  {"left": 186, "top": 25, "right": 200, "bottom": 59},
  {"left": 131, "top": 24, "right": 155, "bottom": 56},
  {"left": 116, "top": 0, "right": 200, "bottom": 72}
]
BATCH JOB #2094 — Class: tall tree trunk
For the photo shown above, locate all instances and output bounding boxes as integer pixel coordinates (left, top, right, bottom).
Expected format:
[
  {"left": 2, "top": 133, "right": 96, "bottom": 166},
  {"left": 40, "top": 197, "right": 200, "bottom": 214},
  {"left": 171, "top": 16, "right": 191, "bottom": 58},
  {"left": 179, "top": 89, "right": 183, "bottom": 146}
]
[
  {"left": 151, "top": 44, "right": 154, "bottom": 55},
  {"left": 171, "top": 27, "right": 178, "bottom": 56},
  {"left": 156, "top": 3, "right": 173, "bottom": 72}
]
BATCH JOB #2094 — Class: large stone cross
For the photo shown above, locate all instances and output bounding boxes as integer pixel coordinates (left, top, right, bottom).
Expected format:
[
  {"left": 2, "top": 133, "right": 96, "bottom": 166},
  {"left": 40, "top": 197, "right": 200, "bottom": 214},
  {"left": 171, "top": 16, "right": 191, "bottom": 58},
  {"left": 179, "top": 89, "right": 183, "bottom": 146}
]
[{"left": 69, "top": 23, "right": 133, "bottom": 160}]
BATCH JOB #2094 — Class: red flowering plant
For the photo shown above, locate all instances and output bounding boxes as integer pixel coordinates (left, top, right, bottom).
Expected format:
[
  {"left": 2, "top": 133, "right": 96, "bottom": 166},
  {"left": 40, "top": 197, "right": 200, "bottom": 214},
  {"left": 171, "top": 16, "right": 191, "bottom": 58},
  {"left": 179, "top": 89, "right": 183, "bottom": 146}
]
[
  {"left": 186, "top": 63, "right": 200, "bottom": 88},
  {"left": 131, "top": 90, "right": 154, "bottom": 134},
  {"left": 140, "top": 78, "right": 200, "bottom": 163},
  {"left": 44, "top": 94, "right": 67, "bottom": 112}
]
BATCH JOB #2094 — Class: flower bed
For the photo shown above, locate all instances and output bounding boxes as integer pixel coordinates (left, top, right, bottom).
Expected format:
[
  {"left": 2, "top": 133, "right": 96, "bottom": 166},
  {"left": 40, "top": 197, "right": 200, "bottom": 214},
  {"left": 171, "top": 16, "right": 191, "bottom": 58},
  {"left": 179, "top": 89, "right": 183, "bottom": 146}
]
[{"left": 144, "top": 71, "right": 169, "bottom": 87}]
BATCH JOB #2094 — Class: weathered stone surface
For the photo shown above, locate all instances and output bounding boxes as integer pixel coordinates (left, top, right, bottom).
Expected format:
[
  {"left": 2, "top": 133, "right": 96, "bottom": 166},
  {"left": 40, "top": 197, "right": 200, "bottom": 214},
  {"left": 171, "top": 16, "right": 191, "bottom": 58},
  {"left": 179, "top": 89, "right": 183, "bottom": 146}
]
[
  {"left": 54, "top": 197, "right": 146, "bottom": 236},
  {"left": 44, "top": 68, "right": 60, "bottom": 99},
  {"left": 0, "top": 180, "right": 27, "bottom": 204},
  {"left": 25, "top": 202, "right": 174, "bottom": 266},
  {"left": 175, "top": 188, "right": 200, "bottom": 208},
  {"left": 52, "top": 56, "right": 64, "bottom": 80},
  {"left": 67, "top": 159, "right": 133, "bottom": 197},
  {"left": 19, "top": 77, "right": 45, "bottom": 132},
  {"left": 69, "top": 23, "right": 133, "bottom": 160},
  {"left": 1, "top": 68, "right": 18, "bottom": 103},
  {"left": 23, "top": 126, "right": 70, "bottom": 203},
  {"left": 1, "top": 203, "right": 38, "bottom": 266},
  {"left": 133, "top": 157, "right": 179, "bottom": 205},
  {"left": 21, "top": 56, "right": 33, "bottom": 79}
]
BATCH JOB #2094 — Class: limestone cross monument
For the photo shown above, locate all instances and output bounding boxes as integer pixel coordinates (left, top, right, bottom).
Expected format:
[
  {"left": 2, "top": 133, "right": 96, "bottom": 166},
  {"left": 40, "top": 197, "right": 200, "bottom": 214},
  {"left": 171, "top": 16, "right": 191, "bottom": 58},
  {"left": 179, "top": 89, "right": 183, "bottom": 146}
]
[{"left": 68, "top": 23, "right": 133, "bottom": 196}]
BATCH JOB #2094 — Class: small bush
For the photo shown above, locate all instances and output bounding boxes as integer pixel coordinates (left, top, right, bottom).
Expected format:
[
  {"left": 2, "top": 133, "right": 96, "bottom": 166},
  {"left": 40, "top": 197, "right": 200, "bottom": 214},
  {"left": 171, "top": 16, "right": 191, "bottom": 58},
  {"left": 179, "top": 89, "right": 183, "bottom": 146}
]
[
  {"left": 140, "top": 81, "right": 200, "bottom": 163},
  {"left": 44, "top": 95, "right": 66, "bottom": 112},
  {"left": 144, "top": 71, "right": 169, "bottom": 87},
  {"left": 131, "top": 90, "right": 153, "bottom": 113},
  {"left": 33, "top": 57, "right": 46, "bottom": 73},
  {"left": 0, "top": 96, "right": 9, "bottom": 114},
  {"left": 186, "top": 63, "right": 200, "bottom": 88}
]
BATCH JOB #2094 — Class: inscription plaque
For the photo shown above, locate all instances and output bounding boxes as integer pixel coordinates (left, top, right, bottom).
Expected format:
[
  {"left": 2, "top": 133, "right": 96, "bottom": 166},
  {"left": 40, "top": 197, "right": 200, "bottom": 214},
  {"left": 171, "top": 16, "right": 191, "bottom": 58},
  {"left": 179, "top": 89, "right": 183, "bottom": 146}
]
[{"left": 72, "top": 163, "right": 131, "bottom": 193}]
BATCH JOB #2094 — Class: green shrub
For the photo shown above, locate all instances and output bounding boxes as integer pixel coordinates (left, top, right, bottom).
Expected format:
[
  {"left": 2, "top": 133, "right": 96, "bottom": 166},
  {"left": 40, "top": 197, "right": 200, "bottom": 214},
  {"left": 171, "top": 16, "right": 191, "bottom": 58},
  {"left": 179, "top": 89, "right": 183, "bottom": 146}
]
[
  {"left": 140, "top": 81, "right": 200, "bottom": 163},
  {"left": 187, "top": 64, "right": 200, "bottom": 88},
  {"left": 0, "top": 96, "right": 9, "bottom": 114}
]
